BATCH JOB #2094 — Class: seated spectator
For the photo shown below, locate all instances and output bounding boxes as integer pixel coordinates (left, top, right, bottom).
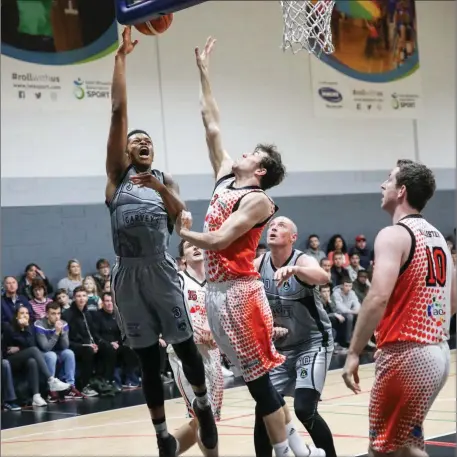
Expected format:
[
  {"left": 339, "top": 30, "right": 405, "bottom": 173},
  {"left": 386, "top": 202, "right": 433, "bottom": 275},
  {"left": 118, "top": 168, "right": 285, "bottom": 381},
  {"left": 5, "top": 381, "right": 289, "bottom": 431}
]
[
  {"left": 346, "top": 253, "right": 370, "bottom": 285},
  {"left": 320, "top": 257, "right": 333, "bottom": 288},
  {"left": 1, "top": 276, "right": 35, "bottom": 329},
  {"left": 330, "top": 252, "right": 350, "bottom": 287},
  {"left": 57, "top": 259, "right": 83, "bottom": 299},
  {"left": 256, "top": 242, "right": 267, "bottom": 259},
  {"left": 93, "top": 259, "right": 111, "bottom": 292},
  {"left": 102, "top": 280, "right": 111, "bottom": 293},
  {"left": 451, "top": 249, "right": 456, "bottom": 266},
  {"left": 445, "top": 236, "right": 454, "bottom": 252},
  {"left": 54, "top": 289, "right": 71, "bottom": 310},
  {"left": 331, "top": 278, "right": 361, "bottom": 347},
  {"left": 18, "top": 264, "right": 54, "bottom": 301},
  {"left": 327, "top": 234, "right": 349, "bottom": 266},
  {"left": 2, "top": 355, "right": 21, "bottom": 411},
  {"left": 3, "top": 306, "right": 70, "bottom": 406},
  {"left": 83, "top": 276, "right": 102, "bottom": 312},
  {"left": 34, "top": 302, "right": 82, "bottom": 400},
  {"left": 349, "top": 235, "right": 372, "bottom": 269},
  {"left": 305, "top": 234, "right": 326, "bottom": 263},
  {"left": 96, "top": 293, "right": 139, "bottom": 389},
  {"left": 29, "top": 279, "right": 53, "bottom": 319},
  {"left": 319, "top": 284, "right": 346, "bottom": 353},
  {"left": 352, "top": 270, "right": 370, "bottom": 303},
  {"left": 64, "top": 286, "right": 116, "bottom": 397}
]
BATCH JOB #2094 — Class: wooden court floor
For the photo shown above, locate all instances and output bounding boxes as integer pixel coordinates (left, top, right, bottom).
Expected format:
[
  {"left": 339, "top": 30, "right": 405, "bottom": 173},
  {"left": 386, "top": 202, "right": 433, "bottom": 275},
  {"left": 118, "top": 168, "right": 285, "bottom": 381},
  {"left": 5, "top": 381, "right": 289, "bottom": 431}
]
[{"left": 2, "top": 352, "right": 455, "bottom": 456}]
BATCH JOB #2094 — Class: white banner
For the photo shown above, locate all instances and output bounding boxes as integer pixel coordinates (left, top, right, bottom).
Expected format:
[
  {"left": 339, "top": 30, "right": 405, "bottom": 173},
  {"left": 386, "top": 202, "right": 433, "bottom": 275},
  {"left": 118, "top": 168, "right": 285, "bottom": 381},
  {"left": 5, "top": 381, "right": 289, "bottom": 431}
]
[
  {"left": 310, "top": 0, "right": 423, "bottom": 119},
  {"left": 1, "top": 0, "right": 118, "bottom": 112}
]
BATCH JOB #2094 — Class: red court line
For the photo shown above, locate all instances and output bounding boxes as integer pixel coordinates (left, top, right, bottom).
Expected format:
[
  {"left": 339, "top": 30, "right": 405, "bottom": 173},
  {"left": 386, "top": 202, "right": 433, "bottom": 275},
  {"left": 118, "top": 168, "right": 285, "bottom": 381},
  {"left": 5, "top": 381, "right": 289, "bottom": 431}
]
[{"left": 425, "top": 441, "right": 456, "bottom": 448}]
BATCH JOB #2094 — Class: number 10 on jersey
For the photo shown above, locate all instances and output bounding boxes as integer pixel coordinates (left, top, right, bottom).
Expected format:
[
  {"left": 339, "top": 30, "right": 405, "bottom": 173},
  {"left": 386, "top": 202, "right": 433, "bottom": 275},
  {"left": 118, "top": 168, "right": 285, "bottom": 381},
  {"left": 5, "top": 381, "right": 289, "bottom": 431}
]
[{"left": 425, "top": 246, "right": 447, "bottom": 287}]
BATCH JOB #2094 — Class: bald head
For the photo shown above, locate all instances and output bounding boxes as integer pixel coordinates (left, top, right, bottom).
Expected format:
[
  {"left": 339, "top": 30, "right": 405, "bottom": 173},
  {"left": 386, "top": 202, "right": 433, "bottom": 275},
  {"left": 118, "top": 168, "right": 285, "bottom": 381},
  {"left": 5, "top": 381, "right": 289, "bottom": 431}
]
[{"left": 267, "top": 216, "right": 298, "bottom": 248}]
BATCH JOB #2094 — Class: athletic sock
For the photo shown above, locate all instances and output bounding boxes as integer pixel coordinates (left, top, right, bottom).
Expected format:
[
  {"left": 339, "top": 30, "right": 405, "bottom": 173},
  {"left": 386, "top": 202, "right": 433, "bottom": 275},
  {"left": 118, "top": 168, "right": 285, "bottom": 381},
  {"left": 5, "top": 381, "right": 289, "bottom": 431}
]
[
  {"left": 273, "top": 439, "right": 291, "bottom": 457},
  {"left": 286, "top": 421, "right": 311, "bottom": 456},
  {"left": 194, "top": 389, "right": 210, "bottom": 408},
  {"left": 152, "top": 417, "right": 169, "bottom": 438}
]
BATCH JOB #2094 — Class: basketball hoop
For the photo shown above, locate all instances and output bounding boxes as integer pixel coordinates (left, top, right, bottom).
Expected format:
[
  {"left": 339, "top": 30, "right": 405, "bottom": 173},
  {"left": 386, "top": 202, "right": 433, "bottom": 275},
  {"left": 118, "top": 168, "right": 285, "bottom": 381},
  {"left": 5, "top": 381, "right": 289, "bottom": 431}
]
[{"left": 280, "top": 0, "right": 335, "bottom": 56}]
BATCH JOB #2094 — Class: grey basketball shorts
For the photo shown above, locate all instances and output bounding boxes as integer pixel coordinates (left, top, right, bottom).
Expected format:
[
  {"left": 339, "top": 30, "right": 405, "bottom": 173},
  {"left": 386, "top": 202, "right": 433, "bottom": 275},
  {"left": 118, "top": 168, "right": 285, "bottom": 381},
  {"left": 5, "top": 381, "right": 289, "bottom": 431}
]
[
  {"left": 269, "top": 345, "right": 334, "bottom": 396},
  {"left": 111, "top": 252, "right": 193, "bottom": 349}
]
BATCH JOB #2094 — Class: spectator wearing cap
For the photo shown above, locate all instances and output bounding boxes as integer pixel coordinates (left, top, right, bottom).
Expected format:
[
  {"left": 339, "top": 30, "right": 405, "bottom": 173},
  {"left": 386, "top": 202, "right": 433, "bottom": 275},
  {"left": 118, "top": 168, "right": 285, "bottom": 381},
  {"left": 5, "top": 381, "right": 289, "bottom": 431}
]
[{"left": 349, "top": 235, "right": 372, "bottom": 269}]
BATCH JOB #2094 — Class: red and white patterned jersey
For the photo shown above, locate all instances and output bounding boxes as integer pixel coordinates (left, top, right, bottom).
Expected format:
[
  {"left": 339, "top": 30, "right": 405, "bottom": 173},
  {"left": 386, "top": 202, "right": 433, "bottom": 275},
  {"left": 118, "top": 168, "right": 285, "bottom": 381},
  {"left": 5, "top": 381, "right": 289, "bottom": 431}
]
[
  {"left": 376, "top": 215, "right": 453, "bottom": 347},
  {"left": 204, "top": 174, "right": 277, "bottom": 283}
]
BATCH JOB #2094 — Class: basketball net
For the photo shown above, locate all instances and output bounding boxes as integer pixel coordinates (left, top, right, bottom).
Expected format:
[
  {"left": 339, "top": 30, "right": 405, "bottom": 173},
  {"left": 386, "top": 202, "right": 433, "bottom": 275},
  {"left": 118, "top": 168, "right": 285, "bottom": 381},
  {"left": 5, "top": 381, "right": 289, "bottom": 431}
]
[{"left": 280, "top": 0, "right": 335, "bottom": 56}]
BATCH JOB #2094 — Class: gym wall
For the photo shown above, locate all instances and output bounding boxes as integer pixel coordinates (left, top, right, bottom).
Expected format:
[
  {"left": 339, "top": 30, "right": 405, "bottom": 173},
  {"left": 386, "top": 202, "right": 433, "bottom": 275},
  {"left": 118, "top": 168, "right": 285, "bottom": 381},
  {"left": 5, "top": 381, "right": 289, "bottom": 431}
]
[{"left": 1, "top": 1, "right": 455, "bottom": 282}]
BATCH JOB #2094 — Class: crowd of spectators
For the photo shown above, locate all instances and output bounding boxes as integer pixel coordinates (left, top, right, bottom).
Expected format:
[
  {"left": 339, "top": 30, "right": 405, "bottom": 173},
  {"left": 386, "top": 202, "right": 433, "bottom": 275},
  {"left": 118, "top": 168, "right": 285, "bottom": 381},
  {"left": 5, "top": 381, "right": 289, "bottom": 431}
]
[{"left": 2, "top": 230, "right": 455, "bottom": 411}]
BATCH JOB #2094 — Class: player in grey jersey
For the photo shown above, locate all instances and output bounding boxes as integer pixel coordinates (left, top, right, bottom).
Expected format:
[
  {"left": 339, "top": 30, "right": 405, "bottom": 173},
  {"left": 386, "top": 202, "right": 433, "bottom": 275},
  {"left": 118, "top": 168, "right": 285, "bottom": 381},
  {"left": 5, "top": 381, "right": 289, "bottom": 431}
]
[
  {"left": 105, "top": 27, "right": 217, "bottom": 457},
  {"left": 254, "top": 216, "right": 337, "bottom": 457}
]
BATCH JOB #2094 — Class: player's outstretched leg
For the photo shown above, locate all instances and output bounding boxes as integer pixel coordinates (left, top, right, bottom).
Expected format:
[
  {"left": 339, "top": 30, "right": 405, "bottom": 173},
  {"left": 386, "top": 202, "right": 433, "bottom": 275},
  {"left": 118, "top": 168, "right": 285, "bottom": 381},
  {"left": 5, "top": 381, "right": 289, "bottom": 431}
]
[
  {"left": 172, "top": 337, "right": 218, "bottom": 453},
  {"left": 134, "top": 344, "right": 178, "bottom": 457}
]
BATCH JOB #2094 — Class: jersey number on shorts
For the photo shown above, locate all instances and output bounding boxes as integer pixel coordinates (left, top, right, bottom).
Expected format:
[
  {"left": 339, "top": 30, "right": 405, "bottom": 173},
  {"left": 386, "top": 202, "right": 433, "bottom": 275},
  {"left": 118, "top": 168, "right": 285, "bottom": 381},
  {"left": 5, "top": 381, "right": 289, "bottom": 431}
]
[{"left": 425, "top": 246, "right": 447, "bottom": 287}]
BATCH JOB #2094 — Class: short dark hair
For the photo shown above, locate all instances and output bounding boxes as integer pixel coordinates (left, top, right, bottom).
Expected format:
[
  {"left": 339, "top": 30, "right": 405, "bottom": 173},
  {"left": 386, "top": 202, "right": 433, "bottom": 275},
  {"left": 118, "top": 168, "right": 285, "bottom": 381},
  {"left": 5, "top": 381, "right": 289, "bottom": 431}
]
[
  {"left": 101, "top": 292, "right": 112, "bottom": 301},
  {"left": 73, "top": 286, "right": 86, "bottom": 296},
  {"left": 395, "top": 159, "right": 436, "bottom": 212},
  {"left": 350, "top": 252, "right": 360, "bottom": 258},
  {"left": 54, "top": 288, "right": 68, "bottom": 299},
  {"left": 308, "top": 234, "right": 319, "bottom": 240},
  {"left": 31, "top": 279, "right": 47, "bottom": 296},
  {"left": 320, "top": 257, "right": 330, "bottom": 265},
  {"left": 46, "top": 301, "right": 61, "bottom": 312},
  {"left": 24, "top": 263, "right": 40, "bottom": 273},
  {"left": 342, "top": 277, "right": 352, "bottom": 284},
  {"left": 178, "top": 240, "right": 186, "bottom": 258},
  {"left": 319, "top": 284, "right": 331, "bottom": 292},
  {"left": 96, "top": 258, "right": 110, "bottom": 269},
  {"left": 357, "top": 270, "right": 368, "bottom": 278},
  {"left": 257, "top": 243, "right": 267, "bottom": 250},
  {"left": 127, "top": 129, "right": 151, "bottom": 140},
  {"left": 257, "top": 144, "right": 286, "bottom": 191}
]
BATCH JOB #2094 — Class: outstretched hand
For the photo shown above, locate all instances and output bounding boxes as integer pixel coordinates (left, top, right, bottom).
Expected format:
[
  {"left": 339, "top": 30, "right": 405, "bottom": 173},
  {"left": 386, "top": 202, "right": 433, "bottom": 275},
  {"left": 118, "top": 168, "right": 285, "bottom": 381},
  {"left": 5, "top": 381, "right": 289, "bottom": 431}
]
[
  {"left": 117, "top": 26, "right": 138, "bottom": 56},
  {"left": 176, "top": 210, "right": 193, "bottom": 236},
  {"left": 195, "top": 36, "right": 216, "bottom": 71}
]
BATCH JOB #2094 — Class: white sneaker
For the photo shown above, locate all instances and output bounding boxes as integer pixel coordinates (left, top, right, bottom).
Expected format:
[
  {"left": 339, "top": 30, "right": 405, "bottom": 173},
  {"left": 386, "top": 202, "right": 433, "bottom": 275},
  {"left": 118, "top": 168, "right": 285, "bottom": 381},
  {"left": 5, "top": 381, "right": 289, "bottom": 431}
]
[
  {"left": 306, "top": 445, "right": 326, "bottom": 457},
  {"left": 221, "top": 366, "right": 234, "bottom": 377},
  {"left": 32, "top": 394, "right": 47, "bottom": 407},
  {"left": 48, "top": 377, "right": 70, "bottom": 392}
]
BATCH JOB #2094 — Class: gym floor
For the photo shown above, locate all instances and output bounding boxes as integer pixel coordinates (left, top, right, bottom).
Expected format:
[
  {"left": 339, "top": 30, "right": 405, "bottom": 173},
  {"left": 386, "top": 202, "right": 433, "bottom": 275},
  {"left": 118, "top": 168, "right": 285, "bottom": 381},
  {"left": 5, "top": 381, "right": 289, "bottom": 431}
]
[{"left": 2, "top": 346, "right": 455, "bottom": 456}]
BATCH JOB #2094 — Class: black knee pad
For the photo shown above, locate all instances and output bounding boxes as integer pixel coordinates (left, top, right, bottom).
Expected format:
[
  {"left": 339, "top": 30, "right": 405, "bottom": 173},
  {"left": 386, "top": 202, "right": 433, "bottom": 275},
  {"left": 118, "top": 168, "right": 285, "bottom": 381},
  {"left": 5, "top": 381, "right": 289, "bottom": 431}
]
[
  {"left": 172, "top": 337, "right": 205, "bottom": 387},
  {"left": 246, "top": 374, "right": 282, "bottom": 417},
  {"left": 294, "top": 388, "right": 320, "bottom": 428},
  {"left": 134, "top": 344, "right": 164, "bottom": 409}
]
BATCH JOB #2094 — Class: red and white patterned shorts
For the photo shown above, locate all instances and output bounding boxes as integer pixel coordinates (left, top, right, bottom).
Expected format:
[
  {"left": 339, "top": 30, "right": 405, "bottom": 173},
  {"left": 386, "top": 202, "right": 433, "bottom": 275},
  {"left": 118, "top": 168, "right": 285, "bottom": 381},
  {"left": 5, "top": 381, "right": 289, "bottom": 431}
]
[
  {"left": 205, "top": 278, "right": 285, "bottom": 383},
  {"left": 369, "top": 341, "right": 450, "bottom": 453}
]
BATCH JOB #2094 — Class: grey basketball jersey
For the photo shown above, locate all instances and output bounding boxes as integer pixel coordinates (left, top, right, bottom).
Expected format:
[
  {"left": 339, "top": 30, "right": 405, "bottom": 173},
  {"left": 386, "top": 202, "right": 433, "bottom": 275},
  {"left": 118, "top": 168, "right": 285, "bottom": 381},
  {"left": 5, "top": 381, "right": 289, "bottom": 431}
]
[
  {"left": 259, "top": 249, "right": 332, "bottom": 350},
  {"left": 108, "top": 166, "right": 173, "bottom": 257}
]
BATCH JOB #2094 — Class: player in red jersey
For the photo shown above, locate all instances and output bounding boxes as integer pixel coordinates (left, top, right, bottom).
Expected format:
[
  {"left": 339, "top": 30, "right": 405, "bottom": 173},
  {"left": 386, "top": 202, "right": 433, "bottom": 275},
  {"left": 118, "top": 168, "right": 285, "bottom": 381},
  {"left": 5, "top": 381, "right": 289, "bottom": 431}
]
[
  {"left": 176, "top": 37, "right": 323, "bottom": 457},
  {"left": 342, "top": 159, "right": 456, "bottom": 457}
]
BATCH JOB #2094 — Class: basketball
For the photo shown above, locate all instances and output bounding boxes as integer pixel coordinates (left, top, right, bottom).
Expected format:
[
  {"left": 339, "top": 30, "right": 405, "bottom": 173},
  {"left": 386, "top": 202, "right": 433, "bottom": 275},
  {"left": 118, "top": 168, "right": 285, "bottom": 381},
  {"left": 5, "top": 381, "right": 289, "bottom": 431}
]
[{"left": 134, "top": 14, "right": 173, "bottom": 36}]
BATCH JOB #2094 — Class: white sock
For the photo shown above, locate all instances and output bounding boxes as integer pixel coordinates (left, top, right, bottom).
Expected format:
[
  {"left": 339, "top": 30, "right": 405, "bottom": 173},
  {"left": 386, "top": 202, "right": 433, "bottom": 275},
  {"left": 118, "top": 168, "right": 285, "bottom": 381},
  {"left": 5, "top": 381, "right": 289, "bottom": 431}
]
[
  {"left": 286, "top": 421, "right": 311, "bottom": 456},
  {"left": 273, "top": 439, "right": 291, "bottom": 457}
]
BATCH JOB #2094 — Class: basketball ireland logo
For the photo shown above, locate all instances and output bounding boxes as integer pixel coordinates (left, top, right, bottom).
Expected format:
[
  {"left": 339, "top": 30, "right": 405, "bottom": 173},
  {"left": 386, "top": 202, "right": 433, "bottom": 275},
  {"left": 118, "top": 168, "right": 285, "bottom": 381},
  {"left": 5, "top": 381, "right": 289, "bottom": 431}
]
[{"left": 426, "top": 297, "right": 445, "bottom": 327}]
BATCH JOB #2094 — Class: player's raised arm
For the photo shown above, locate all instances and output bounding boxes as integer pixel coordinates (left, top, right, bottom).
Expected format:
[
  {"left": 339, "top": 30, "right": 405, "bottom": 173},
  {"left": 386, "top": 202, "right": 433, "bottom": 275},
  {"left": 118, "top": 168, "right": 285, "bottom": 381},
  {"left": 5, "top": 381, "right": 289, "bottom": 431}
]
[
  {"left": 177, "top": 192, "right": 271, "bottom": 251},
  {"left": 106, "top": 27, "right": 138, "bottom": 201},
  {"left": 195, "top": 37, "right": 233, "bottom": 180}
]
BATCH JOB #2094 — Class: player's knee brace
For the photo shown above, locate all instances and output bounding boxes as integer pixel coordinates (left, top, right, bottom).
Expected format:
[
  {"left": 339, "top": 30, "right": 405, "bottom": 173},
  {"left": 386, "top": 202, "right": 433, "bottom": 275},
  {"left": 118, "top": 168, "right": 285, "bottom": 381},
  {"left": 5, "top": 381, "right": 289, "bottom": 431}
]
[
  {"left": 246, "top": 374, "right": 283, "bottom": 417},
  {"left": 134, "top": 344, "right": 164, "bottom": 409},
  {"left": 294, "top": 388, "right": 320, "bottom": 429},
  {"left": 172, "top": 337, "right": 205, "bottom": 387}
]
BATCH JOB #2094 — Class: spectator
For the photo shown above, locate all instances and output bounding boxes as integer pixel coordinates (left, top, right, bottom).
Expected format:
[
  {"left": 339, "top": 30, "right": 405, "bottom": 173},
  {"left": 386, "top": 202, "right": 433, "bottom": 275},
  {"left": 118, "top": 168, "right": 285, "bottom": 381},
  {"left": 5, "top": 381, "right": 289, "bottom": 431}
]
[
  {"left": 319, "top": 285, "right": 346, "bottom": 353},
  {"left": 1, "top": 356, "right": 21, "bottom": 411},
  {"left": 18, "top": 264, "right": 53, "bottom": 301},
  {"left": 57, "top": 259, "right": 83, "bottom": 299},
  {"left": 445, "top": 236, "right": 454, "bottom": 252},
  {"left": 349, "top": 235, "right": 371, "bottom": 269},
  {"left": 327, "top": 234, "right": 349, "bottom": 266},
  {"left": 3, "top": 306, "right": 70, "bottom": 406},
  {"left": 54, "top": 289, "right": 71, "bottom": 310},
  {"left": 331, "top": 278, "right": 361, "bottom": 347},
  {"left": 352, "top": 270, "right": 370, "bottom": 303},
  {"left": 346, "top": 253, "right": 370, "bottom": 285},
  {"left": 305, "top": 234, "right": 326, "bottom": 263},
  {"left": 452, "top": 249, "right": 456, "bottom": 266},
  {"left": 102, "top": 280, "right": 111, "bottom": 293},
  {"left": 34, "top": 302, "right": 83, "bottom": 400},
  {"left": 29, "top": 279, "right": 53, "bottom": 319},
  {"left": 64, "top": 286, "right": 115, "bottom": 397},
  {"left": 95, "top": 292, "right": 139, "bottom": 390},
  {"left": 83, "top": 276, "right": 102, "bottom": 312},
  {"left": 93, "top": 259, "right": 111, "bottom": 292},
  {"left": 330, "top": 252, "right": 350, "bottom": 287},
  {"left": 1, "top": 276, "right": 35, "bottom": 328},
  {"left": 256, "top": 242, "right": 267, "bottom": 259},
  {"left": 320, "top": 257, "right": 333, "bottom": 288}
]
